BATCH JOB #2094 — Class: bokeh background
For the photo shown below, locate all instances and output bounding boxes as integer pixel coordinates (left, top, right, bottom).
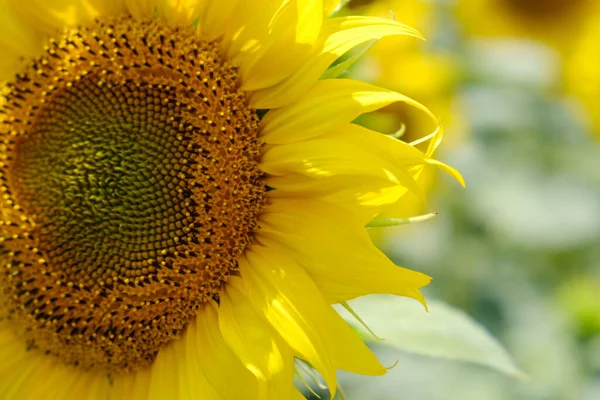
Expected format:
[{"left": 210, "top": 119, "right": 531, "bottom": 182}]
[{"left": 310, "top": 0, "right": 600, "bottom": 398}]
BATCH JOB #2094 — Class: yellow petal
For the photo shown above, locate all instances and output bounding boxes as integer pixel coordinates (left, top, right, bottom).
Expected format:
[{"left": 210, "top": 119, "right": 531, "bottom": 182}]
[
  {"left": 0, "top": 325, "right": 28, "bottom": 395},
  {"left": 0, "top": 0, "right": 45, "bottom": 79},
  {"left": 148, "top": 335, "right": 185, "bottom": 400},
  {"left": 260, "top": 133, "right": 427, "bottom": 205},
  {"left": 259, "top": 122, "right": 446, "bottom": 219},
  {"left": 155, "top": 0, "right": 205, "bottom": 25},
  {"left": 112, "top": 368, "right": 152, "bottom": 400},
  {"left": 82, "top": 375, "right": 111, "bottom": 400},
  {"left": 147, "top": 305, "right": 261, "bottom": 400},
  {"left": 175, "top": 323, "right": 212, "bottom": 400},
  {"left": 219, "top": 280, "right": 296, "bottom": 399},
  {"left": 0, "top": 322, "right": 112, "bottom": 400},
  {"left": 147, "top": 307, "right": 228, "bottom": 400},
  {"left": 308, "top": 124, "right": 464, "bottom": 218},
  {"left": 124, "top": 0, "right": 155, "bottom": 19},
  {"left": 240, "top": 245, "right": 386, "bottom": 398},
  {"left": 8, "top": 0, "right": 117, "bottom": 38},
  {"left": 63, "top": 370, "right": 97, "bottom": 400},
  {"left": 222, "top": 0, "right": 285, "bottom": 62},
  {"left": 251, "top": 16, "right": 422, "bottom": 109},
  {"left": 322, "top": 123, "right": 465, "bottom": 187},
  {"left": 0, "top": 354, "right": 42, "bottom": 399},
  {"left": 125, "top": 0, "right": 205, "bottom": 23},
  {"left": 257, "top": 198, "right": 431, "bottom": 304},
  {"left": 86, "top": 0, "right": 126, "bottom": 16},
  {"left": 197, "top": 305, "right": 261, "bottom": 400},
  {"left": 200, "top": 0, "right": 241, "bottom": 41},
  {"left": 260, "top": 78, "right": 434, "bottom": 144},
  {"left": 238, "top": 0, "right": 323, "bottom": 91},
  {"left": 266, "top": 174, "right": 413, "bottom": 223},
  {"left": 14, "top": 359, "right": 103, "bottom": 400}
]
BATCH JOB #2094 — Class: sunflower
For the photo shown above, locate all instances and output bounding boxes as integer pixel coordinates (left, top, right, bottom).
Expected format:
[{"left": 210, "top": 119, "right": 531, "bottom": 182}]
[
  {"left": 0, "top": 0, "right": 463, "bottom": 399},
  {"left": 456, "top": 0, "right": 593, "bottom": 56}
]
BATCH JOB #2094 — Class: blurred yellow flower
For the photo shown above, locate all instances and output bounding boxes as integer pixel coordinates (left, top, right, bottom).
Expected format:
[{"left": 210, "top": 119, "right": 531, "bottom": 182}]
[
  {"left": 457, "top": 0, "right": 592, "bottom": 56},
  {"left": 457, "top": 0, "right": 600, "bottom": 133},
  {"left": 0, "top": 0, "right": 462, "bottom": 398},
  {"left": 566, "top": 1, "right": 600, "bottom": 133}
]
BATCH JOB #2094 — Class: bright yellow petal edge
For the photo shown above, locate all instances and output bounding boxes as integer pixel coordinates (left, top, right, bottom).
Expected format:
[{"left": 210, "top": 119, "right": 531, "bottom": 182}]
[{"left": 0, "top": 0, "right": 464, "bottom": 399}]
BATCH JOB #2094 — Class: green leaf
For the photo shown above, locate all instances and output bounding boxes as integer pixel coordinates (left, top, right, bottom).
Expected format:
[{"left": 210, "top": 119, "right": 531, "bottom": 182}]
[
  {"left": 336, "top": 295, "right": 525, "bottom": 379},
  {"left": 320, "top": 39, "right": 378, "bottom": 79},
  {"left": 366, "top": 212, "right": 438, "bottom": 228}
]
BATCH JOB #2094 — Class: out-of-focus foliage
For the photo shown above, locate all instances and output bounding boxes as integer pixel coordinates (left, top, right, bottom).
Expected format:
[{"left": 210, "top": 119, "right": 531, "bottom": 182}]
[
  {"left": 337, "top": 295, "right": 523, "bottom": 378},
  {"left": 311, "top": 0, "right": 600, "bottom": 399},
  {"left": 457, "top": 0, "right": 600, "bottom": 133}
]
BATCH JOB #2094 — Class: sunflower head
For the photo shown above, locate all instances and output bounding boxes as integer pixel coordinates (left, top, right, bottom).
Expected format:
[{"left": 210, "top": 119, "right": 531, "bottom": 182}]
[
  {"left": 1, "top": 15, "right": 269, "bottom": 371},
  {"left": 0, "top": 1, "right": 463, "bottom": 398}
]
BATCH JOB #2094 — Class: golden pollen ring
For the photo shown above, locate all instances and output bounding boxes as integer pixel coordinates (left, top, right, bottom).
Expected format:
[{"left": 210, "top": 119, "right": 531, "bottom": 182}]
[{"left": 0, "top": 16, "right": 265, "bottom": 371}]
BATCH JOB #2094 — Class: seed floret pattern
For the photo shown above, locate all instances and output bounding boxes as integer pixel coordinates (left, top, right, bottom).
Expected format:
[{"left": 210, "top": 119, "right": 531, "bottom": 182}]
[{"left": 0, "top": 17, "right": 265, "bottom": 371}]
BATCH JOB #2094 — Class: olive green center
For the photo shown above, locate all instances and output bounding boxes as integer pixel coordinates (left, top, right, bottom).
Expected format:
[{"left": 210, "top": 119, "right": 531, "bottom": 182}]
[{"left": 14, "top": 80, "right": 199, "bottom": 285}]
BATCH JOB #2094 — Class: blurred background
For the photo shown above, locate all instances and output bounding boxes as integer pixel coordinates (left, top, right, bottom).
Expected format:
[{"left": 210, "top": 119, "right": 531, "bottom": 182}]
[{"left": 310, "top": 0, "right": 600, "bottom": 399}]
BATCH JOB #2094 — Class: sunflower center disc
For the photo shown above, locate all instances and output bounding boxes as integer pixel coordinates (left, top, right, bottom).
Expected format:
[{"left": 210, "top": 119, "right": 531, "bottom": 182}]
[{"left": 0, "top": 17, "right": 265, "bottom": 371}]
